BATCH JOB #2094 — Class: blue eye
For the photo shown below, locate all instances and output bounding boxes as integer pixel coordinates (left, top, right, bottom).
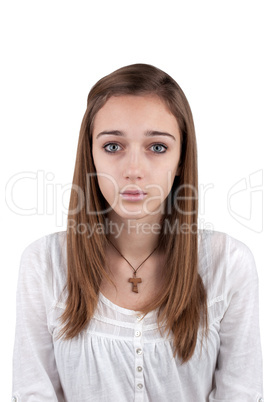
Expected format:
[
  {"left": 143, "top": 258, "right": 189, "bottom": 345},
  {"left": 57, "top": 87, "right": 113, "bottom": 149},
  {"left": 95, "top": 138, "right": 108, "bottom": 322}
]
[
  {"left": 150, "top": 144, "right": 167, "bottom": 153},
  {"left": 103, "top": 143, "right": 122, "bottom": 153}
]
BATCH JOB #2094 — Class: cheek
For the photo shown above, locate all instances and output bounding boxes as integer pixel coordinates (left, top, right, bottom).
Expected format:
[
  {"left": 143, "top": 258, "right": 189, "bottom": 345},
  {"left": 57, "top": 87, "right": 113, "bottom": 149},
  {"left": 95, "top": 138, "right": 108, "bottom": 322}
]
[
  {"left": 96, "top": 174, "right": 119, "bottom": 202},
  {"left": 153, "top": 165, "right": 177, "bottom": 188},
  {"left": 93, "top": 150, "right": 117, "bottom": 176}
]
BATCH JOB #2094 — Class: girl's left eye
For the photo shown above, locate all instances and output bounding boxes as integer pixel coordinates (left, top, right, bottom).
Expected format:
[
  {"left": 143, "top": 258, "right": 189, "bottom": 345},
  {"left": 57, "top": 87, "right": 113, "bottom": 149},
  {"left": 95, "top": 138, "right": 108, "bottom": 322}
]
[{"left": 150, "top": 144, "right": 167, "bottom": 153}]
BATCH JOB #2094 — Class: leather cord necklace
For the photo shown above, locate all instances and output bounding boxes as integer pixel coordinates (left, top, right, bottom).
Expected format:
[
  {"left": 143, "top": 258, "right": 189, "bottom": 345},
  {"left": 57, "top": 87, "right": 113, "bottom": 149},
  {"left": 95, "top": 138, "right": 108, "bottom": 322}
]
[{"left": 107, "top": 239, "right": 159, "bottom": 293}]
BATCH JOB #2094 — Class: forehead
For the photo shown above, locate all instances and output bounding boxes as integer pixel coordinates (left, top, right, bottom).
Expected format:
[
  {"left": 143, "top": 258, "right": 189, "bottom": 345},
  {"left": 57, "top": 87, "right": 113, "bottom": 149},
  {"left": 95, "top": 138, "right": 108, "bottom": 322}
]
[{"left": 93, "top": 95, "right": 180, "bottom": 134}]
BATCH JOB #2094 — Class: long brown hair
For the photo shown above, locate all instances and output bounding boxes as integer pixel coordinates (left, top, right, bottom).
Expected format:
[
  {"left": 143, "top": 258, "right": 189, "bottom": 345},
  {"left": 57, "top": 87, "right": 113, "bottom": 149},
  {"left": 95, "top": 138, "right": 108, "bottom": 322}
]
[{"left": 60, "top": 63, "right": 208, "bottom": 363}]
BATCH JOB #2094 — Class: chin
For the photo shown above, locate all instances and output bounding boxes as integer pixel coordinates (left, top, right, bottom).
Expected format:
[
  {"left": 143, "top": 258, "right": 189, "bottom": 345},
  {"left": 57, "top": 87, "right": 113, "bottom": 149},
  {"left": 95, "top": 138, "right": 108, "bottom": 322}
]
[{"left": 110, "top": 206, "right": 164, "bottom": 222}]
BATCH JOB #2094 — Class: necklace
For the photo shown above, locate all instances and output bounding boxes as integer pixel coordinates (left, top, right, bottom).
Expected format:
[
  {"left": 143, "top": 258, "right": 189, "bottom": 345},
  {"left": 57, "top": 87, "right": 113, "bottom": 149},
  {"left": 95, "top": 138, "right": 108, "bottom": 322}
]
[{"left": 107, "top": 239, "right": 159, "bottom": 293}]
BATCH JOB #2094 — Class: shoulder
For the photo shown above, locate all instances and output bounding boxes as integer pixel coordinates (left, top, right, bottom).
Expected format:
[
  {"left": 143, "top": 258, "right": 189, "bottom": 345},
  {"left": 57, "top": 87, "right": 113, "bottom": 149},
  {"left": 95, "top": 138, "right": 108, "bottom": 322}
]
[
  {"left": 198, "top": 229, "right": 258, "bottom": 298},
  {"left": 198, "top": 229, "right": 256, "bottom": 268},
  {"left": 20, "top": 231, "right": 67, "bottom": 267},
  {"left": 22, "top": 230, "right": 66, "bottom": 252},
  {"left": 19, "top": 231, "right": 67, "bottom": 291}
]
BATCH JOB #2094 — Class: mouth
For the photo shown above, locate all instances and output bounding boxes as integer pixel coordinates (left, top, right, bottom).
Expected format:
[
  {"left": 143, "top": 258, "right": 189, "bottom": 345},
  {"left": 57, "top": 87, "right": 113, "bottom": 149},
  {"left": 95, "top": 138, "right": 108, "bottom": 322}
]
[{"left": 120, "top": 190, "right": 147, "bottom": 201}]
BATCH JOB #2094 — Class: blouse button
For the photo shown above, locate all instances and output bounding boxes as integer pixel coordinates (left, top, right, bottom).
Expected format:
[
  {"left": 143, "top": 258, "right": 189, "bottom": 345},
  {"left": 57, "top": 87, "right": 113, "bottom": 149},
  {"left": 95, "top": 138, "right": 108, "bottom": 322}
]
[
  {"left": 12, "top": 397, "right": 18, "bottom": 402},
  {"left": 137, "top": 366, "right": 143, "bottom": 372},
  {"left": 136, "top": 348, "right": 143, "bottom": 355},
  {"left": 137, "top": 383, "right": 143, "bottom": 389},
  {"left": 135, "top": 330, "right": 141, "bottom": 337},
  {"left": 258, "top": 398, "right": 264, "bottom": 402}
]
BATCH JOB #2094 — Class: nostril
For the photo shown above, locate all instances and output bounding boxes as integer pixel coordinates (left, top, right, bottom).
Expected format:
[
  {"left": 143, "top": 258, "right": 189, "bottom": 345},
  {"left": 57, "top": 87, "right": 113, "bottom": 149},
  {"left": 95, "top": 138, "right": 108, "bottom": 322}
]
[{"left": 123, "top": 166, "right": 144, "bottom": 181}]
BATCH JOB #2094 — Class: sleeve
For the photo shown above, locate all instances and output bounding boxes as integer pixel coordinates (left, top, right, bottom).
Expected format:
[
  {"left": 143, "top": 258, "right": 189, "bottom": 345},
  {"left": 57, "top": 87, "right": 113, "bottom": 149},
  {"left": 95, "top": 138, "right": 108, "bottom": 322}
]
[
  {"left": 12, "top": 237, "right": 65, "bottom": 402},
  {"left": 209, "top": 237, "right": 263, "bottom": 402}
]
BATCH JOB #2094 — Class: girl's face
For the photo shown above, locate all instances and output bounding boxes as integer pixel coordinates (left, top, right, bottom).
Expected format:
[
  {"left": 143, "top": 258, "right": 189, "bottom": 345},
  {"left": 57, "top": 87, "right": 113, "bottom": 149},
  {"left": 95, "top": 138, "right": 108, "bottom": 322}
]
[{"left": 92, "top": 95, "right": 181, "bottom": 221}]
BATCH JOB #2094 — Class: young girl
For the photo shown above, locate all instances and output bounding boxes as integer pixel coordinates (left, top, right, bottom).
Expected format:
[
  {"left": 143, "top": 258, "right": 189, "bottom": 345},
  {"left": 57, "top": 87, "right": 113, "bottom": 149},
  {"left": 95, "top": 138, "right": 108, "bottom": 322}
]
[{"left": 12, "top": 64, "right": 263, "bottom": 401}]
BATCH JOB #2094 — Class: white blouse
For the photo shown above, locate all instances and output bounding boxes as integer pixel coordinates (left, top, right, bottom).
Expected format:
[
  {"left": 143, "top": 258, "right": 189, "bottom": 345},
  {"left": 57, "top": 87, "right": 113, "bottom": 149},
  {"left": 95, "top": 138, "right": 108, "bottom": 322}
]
[{"left": 12, "top": 230, "right": 263, "bottom": 402}]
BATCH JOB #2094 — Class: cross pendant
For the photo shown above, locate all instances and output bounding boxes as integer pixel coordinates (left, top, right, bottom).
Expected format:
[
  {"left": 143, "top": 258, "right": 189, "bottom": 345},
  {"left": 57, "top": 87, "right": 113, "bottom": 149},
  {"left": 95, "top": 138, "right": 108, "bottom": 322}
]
[{"left": 128, "top": 276, "right": 142, "bottom": 293}]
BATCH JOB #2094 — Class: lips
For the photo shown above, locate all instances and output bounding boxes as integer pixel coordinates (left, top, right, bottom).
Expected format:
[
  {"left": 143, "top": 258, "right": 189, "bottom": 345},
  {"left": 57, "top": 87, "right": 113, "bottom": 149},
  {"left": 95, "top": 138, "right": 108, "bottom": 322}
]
[{"left": 120, "top": 190, "right": 147, "bottom": 201}]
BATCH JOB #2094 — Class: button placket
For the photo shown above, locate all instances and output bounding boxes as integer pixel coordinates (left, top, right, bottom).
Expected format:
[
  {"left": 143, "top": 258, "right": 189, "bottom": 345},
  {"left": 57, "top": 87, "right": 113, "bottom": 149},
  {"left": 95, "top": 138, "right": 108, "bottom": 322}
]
[{"left": 134, "top": 316, "right": 144, "bottom": 396}]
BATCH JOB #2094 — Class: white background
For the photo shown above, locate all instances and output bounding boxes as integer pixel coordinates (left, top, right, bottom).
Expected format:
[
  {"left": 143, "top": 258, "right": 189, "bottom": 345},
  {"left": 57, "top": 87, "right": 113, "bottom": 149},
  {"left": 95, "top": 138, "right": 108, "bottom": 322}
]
[{"left": 1, "top": 0, "right": 267, "bottom": 399}]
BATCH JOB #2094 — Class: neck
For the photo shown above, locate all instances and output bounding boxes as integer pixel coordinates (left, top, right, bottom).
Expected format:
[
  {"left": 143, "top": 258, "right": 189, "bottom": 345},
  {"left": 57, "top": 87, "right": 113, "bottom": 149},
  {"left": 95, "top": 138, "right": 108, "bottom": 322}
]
[{"left": 106, "top": 212, "right": 162, "bottom": 260}]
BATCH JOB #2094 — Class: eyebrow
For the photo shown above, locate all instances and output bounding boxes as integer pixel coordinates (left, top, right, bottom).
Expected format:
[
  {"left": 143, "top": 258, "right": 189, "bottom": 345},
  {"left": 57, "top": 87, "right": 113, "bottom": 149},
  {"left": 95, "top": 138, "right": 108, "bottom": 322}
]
[{"left": 96, "top": 130, "right": 176, "bottom": 141}]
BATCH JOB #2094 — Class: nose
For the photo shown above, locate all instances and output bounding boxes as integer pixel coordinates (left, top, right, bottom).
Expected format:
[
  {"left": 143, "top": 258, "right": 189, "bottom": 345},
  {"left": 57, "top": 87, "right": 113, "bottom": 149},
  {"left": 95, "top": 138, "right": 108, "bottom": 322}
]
[{"left": 123, "top": 148, "right": 144, "bottom": 181}]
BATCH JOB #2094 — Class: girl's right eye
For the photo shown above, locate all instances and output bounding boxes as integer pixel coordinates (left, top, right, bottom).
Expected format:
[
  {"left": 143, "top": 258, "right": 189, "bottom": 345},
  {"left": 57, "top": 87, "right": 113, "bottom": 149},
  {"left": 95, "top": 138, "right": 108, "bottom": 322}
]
[{"left": 103, "top": 143, "right": 122, "bottom": 153}]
